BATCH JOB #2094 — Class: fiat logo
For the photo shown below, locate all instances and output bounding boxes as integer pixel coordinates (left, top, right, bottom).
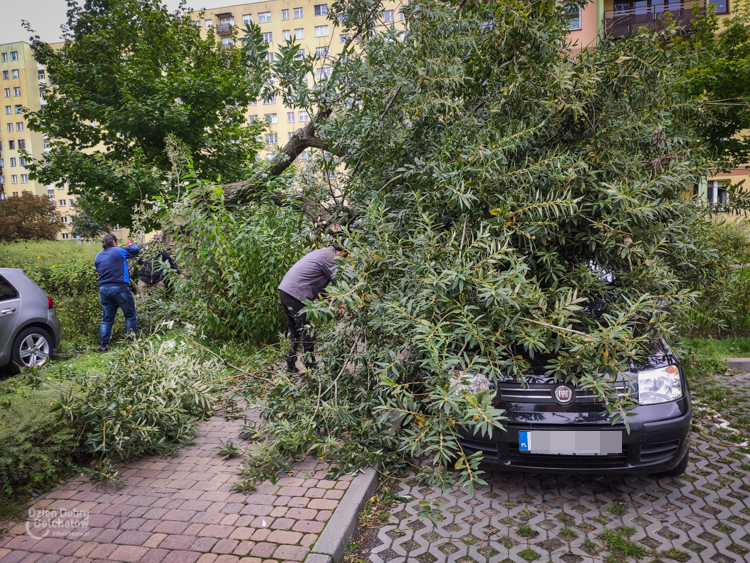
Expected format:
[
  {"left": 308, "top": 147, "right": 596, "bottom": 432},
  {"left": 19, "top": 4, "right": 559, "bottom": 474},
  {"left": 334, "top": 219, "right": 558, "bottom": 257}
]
[{"left": 554, "top": 385, "right": 573, "bottom": 403}]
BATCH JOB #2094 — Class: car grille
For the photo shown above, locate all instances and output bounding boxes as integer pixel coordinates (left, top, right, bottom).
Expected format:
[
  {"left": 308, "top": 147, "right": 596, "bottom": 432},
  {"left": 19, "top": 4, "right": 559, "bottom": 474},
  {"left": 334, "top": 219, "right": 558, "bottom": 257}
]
[
  {"left": 496, "top": 382, "right": 630, "bottom": 404},
  {"left": 508, "top": 445, "right": 629, "bottom": 469},
  {"left": 640, "top": 440, "right": 680, "bottom": 463},
  {"left": 460, "top": 438, "right": 499, "bottom": 460}
]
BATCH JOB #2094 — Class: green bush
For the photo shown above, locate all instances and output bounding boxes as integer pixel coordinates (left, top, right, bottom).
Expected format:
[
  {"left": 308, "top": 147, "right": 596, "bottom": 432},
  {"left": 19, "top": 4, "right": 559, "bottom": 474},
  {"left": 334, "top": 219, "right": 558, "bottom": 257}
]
[
  {"left": 683, "top": 220, "right": 750, "bottom": 338},
  {"left": 0, "top": 385, "right": 84, "bottom": 500},
  {"left": 171, "top": 196, "right": 309, "bottom": 343},
  {"left": 54, "top": 335, "right": 227, "bottom": 461}
]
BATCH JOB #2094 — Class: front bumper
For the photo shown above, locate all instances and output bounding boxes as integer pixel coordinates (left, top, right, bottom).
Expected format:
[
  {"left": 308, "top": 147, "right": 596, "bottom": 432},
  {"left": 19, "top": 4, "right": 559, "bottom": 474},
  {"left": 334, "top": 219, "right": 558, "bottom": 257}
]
[{"left": 458, "top": 397, "right": 692, "bottom": 474}]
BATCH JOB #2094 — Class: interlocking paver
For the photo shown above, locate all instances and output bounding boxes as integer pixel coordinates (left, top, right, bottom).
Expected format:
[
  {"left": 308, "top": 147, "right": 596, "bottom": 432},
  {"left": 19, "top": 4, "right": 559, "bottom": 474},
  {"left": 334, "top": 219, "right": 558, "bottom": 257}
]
[
  {"left": 0, "top": 413, "right": 351, "bottom": 563},
  {"left": 353, "top": 372, "right": 750, "bottom": 563}
]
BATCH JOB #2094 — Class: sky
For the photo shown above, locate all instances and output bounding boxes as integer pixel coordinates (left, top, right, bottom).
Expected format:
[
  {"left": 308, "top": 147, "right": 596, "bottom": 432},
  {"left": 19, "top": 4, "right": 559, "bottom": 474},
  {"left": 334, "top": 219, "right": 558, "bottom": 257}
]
[{"left": 1, "top": 0, "right": 237, "bottom": 46}]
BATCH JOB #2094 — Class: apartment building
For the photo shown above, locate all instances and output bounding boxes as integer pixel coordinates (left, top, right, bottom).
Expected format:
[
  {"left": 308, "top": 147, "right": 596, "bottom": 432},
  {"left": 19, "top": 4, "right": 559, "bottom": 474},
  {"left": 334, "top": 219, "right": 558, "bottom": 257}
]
[{"left": 190, "top": 0, "right": 406, "bottom": 160}]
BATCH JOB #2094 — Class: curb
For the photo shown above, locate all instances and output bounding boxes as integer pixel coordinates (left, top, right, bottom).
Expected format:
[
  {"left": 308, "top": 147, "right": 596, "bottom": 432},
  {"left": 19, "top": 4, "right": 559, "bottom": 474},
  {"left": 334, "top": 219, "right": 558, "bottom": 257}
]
[
  {"left": 304, "top": 467, "right": 379, "bottom": 563},
  {"left": 725, "top": 357, "right": 750, "bottom": 371}
]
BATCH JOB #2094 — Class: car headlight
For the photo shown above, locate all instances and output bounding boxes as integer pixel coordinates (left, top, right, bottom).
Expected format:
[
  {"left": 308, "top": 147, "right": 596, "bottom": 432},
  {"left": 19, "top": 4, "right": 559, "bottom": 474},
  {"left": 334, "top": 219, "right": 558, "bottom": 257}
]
[
  {"left": 449, "top": 370, "right": 491, "bottom": 395},
  {"left": 637, "top": 365, "right": 683, "bottom": 405}
]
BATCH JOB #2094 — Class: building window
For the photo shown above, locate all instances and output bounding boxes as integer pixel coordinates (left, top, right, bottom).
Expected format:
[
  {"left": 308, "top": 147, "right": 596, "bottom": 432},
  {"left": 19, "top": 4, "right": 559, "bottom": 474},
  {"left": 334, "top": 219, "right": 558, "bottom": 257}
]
[
  {"left": 258, "top": 12, "right": 271, "bottom": 23},
  {"left": 12, "top": 70, "right": 19, "bottom": 79},
  {"left": 1, "top": 54, "right": 6, "bottom": 63},
  {"left": 0, "top": 193, "right": 5, "bottom": 200},
  {"left": 288, "top": 132, "right": 294, "bottom": 141},
  {"left": 69, "top": 199, "right": 74, "bottom": 205},
  {"left": 2, "top": 71, "right": 7, "bottom": 80},
  {"left": 111, "top": 225, "right": 121, "bottom": 231},
  {"left": 56, "top": 184, "right": 64, "bottom": 190},
  {"left": 294, "top": 7, "right": 303, "bottom": 18},
  {"left": 21, "top": 174, "right": 28, "bottom": 183},
  {"left": 61, "top": 233, "right": 70, "bottom": 240},
  {"left": 0, "top": 158, "right": 3, "bottom": 166},
  {"left": 295, "top": 28, "right": 304, "bottom": 39},
  {"left": 315, "top": 25, "right": 329, "bottom": 37},
  {"left": 301, "top": 151, "right": 311, "bottom": 161},
  {"left": 316, "top": 68, "right": 332, "bottom": 79},
  {"left": 316, "top": 47, "right": 329, "bottom": 58},
  {"left": 264, "top": 133, "right": 278, "bottom": 144},
  {"left": 38, "top": 70, "right": 45, "bottom": 80},
  {"left": 4, "top": 89, "right": 9, "bottom": 97},
  {"left": 706, "top": 180, "right": 729, "bottom": 207},
  {"left": 314, "top": 4, "right": 329, "bottom": 16},
  {"left": 249, "top": 100, "right": 258, "bottom": 106},
  {"left": 18, "top": 140, "right": 25, "bottom": 149},
  {"left": 16, "top": 122, "right": 23, "bottom": 131},
  {"left": 283, "top": 30, "right": 291, "bottom": 40},
  {"left": 13, "top": 87, "right": 21, "bottom": 96},
  {"left": 58, "top": 198, "right": 66, "bottom": 206},
  {"left": 566, "top": 3, "right": 581, "bottom": 30},
  {"left": 6, "top": 123, "right": 12, "bottom": 133},
  {"left": 8, "top": 141, "right": 15, "bottom": 149},
  {"left": 384, "top": 10, "right": 394, "bottom": 21},
  {"left": 265, "top": 113, "right": 277, "bottom": 124},
  {"left": 10, "top": 52, "right": 18, "bottom": 61},
  {"left": 0, "top": 176, "right": 4, "bottom": 184},
  {"left": 205, "top": 19, "right": 213, "bottom": 29},
  {"left": 194, "top": 20, "right": 202, "bottom": 27},
  {"left": 287, "top": 112, "right": 295, "bottom": 122},
  {"left": 282, "top": 9, "right": 289, "bottom": 20},
  {"left": 340, "top": 34, "right": 349, "bottom": 43},
  {"left": 222, "top": 37, "right": 235, "bottom": 47},
  {"left": 399, "top": 11, "right": 405, "bottom": 20},
  {"left": 11, "top": 175, "right": 18, "bottom": 184},
  {"left": 4, "top": 106, "right": 9, "bottom": 115},
  {"left": 266, "top": 52, "right": 274, "bottom": 63},
  {"left": 299, "top": 110, "right": 309, "bottom": 122},
  {"left": 248, "top": 115, "right": 258, "bottom": 123},
  {"left": 44, "top": 137, "right": 50, "bottom": 149},
  {"left": 710, "top": 0, "right": 728, "bottom": 13},
  {"left": 10, "top": 158, "right": 16, "bottom": 167},
  {"left": 15, "top": 105, "right": 22, "bottom": 114},
  {"left": 243, "top": 14, "right": 252, "bottom": 25},
  {"left": 264, "top": 96, "right": 276, "bottom": 104},
  {"left": 61, "top": 216, "right": 68, "bottom": 224},
  {"left": 12, "top": 192, "right": 18, "bottom": 197},
  {"left": 19, "top": 157, "right": 26, "bottom": 166},
  {"left": 262, "top": 32, "right": 273, "bottom": 43},
  {"left": 295, "top": 49, "right": 305, "bottom": 60}
]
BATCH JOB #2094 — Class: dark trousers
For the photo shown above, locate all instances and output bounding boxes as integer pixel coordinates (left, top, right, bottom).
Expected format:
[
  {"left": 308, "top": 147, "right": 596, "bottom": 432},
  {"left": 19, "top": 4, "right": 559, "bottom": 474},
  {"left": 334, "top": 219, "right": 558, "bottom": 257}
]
[
  {"left": 279, "top": 290, "right": 315, "bottom": 370},
  {"left": 99, "top": 285, "right": 136, "bottom": 345}
]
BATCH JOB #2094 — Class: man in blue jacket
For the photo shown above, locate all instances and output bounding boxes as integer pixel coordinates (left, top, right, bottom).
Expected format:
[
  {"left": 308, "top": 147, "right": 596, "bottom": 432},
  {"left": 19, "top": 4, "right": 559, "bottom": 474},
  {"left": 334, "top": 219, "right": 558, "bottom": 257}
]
[{"left": 94, "top": 233, "right": 141, "bottom": 352}]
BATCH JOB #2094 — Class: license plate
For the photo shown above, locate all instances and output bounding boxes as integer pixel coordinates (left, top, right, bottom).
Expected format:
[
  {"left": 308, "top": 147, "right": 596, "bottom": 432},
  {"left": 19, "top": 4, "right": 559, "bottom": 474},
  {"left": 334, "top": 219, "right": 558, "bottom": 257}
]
[{"left": 519, "top": 430, "right": 622, "bottom": 455}]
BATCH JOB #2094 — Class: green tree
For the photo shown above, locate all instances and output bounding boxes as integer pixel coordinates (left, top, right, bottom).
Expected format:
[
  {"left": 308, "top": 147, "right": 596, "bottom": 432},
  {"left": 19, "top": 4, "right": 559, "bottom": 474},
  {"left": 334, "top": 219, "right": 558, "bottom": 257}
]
[
  {"left": 23, "top": 0, "right": 264, "bottom": 229},
  {"left": 675, "top": 2, "right": 750, "bottom": 169},
  {"left": 0, "top": 192, "right": 62, "bottom": 241},
  {"left": 70, "top": 203, "right": 109, "bottom": 241},
  {"left": 225, "top": 0, "right": 726, "bottom": 491}
]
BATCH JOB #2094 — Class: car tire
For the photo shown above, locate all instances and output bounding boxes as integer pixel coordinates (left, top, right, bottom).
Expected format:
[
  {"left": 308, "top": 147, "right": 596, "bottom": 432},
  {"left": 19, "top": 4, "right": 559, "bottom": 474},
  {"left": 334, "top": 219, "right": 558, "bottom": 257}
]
[
  {"left": 659, "top": 447, "right": 690, "bottom": 477},
  {"left": 9, "top": 326, "right": 53, "bottom": 373}
]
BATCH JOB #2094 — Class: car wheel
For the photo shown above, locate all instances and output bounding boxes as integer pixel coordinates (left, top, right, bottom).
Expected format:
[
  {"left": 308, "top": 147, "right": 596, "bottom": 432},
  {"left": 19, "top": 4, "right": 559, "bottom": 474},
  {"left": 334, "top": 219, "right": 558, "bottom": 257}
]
[
  {"left": 10, "top": 327, "right": 53, "bottom": 373},
  {"left": 659, "top": 447, "right": 690, "bottom": 477}
]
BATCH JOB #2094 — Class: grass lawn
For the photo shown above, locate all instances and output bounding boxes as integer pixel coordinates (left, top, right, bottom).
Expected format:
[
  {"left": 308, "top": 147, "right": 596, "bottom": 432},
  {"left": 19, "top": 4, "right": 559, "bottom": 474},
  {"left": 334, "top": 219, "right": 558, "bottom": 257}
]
[{"left": 684, "top": 336, "right": 750, "bottom": 358}]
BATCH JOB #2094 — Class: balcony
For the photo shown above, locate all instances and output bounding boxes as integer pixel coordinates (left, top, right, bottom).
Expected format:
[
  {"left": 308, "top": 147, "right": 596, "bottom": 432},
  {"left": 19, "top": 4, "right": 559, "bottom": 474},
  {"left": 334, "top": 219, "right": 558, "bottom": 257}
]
[
  {"left": 215, "top": 23, "right": 233, "bottom": 35},
  {"left": 604, "top": 1, "right": 705, "bottom": 38}
]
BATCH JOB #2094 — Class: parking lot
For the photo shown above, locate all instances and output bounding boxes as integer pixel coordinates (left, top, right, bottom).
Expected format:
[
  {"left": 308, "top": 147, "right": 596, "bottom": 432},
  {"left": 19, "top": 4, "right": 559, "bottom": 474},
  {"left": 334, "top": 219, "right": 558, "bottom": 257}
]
[{"left": 355, "top": 374, "right": 750, "bottom": 563}]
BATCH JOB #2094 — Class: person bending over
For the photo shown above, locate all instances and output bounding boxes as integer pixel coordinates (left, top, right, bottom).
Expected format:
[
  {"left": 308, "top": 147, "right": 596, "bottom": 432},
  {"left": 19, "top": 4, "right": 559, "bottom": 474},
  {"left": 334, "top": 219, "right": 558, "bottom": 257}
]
[{"left": 278, "top": 244, "right": 343, "bottom": 372}]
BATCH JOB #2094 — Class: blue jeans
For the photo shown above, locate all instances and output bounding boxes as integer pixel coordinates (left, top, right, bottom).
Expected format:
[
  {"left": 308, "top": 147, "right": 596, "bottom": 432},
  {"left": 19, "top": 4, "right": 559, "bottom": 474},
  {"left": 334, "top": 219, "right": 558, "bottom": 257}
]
[{"left": 98, "top": 285, "right": 136, "bottom": 345}]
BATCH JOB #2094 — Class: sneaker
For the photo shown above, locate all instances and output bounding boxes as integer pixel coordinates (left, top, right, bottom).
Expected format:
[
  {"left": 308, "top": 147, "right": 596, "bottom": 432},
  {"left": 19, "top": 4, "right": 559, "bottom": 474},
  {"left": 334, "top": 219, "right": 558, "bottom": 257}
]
[
  {"left": 286, "top": 360, "right": 299, "bottom": 373},
  {"left": 96, "top": 345, "right": 109, "bottom": 353}
]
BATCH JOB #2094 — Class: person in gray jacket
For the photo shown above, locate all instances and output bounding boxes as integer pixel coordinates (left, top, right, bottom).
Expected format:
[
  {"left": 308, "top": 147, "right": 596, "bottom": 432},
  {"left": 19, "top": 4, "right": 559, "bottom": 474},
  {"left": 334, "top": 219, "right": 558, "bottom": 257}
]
[{"left": 278, "top": 244, "right": 343, "bottom": 372}]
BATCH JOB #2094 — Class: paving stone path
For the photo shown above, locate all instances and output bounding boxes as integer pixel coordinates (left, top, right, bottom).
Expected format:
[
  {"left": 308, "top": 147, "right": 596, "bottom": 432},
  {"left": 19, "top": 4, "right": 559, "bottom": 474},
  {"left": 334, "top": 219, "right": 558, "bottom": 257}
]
[
  {"left": 0, "top": 412, "right": 352, "bottom": 563},
  {"left": 358, "top": 374, "right": 750, "bottom": 563}
]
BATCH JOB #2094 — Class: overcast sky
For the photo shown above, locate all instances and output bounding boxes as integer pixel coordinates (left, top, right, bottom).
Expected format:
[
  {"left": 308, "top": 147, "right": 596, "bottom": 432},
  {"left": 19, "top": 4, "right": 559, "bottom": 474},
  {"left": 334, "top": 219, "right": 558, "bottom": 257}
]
[{"left": 2, "top": 0, "right": 238, "bottom": 46}]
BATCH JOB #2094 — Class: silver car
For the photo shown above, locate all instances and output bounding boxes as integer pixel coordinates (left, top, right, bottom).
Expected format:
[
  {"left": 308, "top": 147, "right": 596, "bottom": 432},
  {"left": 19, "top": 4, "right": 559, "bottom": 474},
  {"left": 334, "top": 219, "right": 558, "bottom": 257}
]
[{"left": 0, "top": 268, "right": 62, "bottom": 372}]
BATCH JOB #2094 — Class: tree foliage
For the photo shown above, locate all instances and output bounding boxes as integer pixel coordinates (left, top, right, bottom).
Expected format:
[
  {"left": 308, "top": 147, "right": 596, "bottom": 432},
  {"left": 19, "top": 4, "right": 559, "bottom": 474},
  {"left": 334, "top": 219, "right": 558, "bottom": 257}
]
[
  {"left": 674, "top": 1, "right": 750, "bottom": 170},
  {"left": 0, "top": 192, "right": 62, "bottom": 241},
  {"left": 70, "top": 203, "right": 109, "bottom": 240},
  {"left": 23, "top": 0, "right": 264, "bottom": 228},
  {"left": 228, "top": 0, "right": 725, "bottom": 490}
]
